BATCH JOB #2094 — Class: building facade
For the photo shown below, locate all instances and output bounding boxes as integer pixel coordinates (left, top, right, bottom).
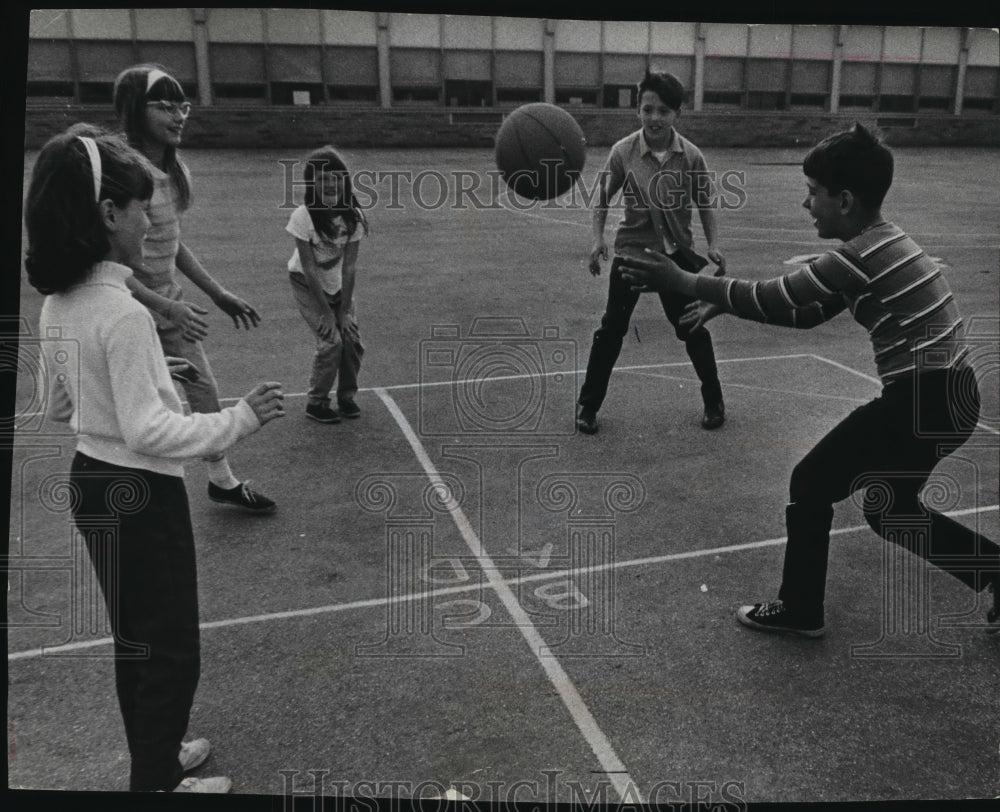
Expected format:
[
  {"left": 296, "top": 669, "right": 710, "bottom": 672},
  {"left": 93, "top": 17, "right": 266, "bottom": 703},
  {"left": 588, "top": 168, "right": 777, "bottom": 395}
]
[{"left": 27, "top": 10, "right": 1000, "bottom": 116}]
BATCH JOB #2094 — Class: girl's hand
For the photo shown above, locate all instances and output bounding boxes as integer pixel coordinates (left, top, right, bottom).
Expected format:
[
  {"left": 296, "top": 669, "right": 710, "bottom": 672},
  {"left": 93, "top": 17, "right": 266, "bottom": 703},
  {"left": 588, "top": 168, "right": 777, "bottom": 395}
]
[
  {"left": 680, "top": 301, "right": 724, "bottom": 332},
  {"left": 618, "top": 248, "right": 685, "bottom": 293},
  {"left": 215, "top": 290, "right": 261, "bottom": 329},
  {"left": 341, "top": 314, "right": 360, "bottom": 342},
  {"left": 165, "top": 301, "right": 210, "bottom": 342},
  {"left": 588, "top": 239, "right": 608, "bottom": 276},
  {"left": 244, "top": 382, "right": 285, "bottom": 425},
  {"left": 165, "top": 356, "right": 200, "bottom": 382},
  {"left": 707, "top": 247, "right": 727, "bottom": 277},
  {"left": 318, "top": 312, "right": 339, "bottom": 341}
]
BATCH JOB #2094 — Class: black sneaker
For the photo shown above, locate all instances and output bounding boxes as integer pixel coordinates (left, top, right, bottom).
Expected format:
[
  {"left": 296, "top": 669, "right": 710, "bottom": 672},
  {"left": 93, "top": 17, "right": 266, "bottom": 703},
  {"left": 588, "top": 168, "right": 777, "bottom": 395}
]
[
  {"left": 337, "top": 399, "right": 361, "bottom": 419},
  {"left": 576, "top": 407, "right": 599, "bottom": 435},
  {"left": 736, "top": 600, "right": 825, "bottom": 638},
  {"left": 207, "top": 481, "right": 276, "bottom": 514},
  {"left": 987, "top": 581, "right": 999, "bottom": 635},
  {"left": 702, "top": 401, "right": 725, "bottom": 430},
  {"left": 306, "top": 403, "right": 341, "bottom": 423}
]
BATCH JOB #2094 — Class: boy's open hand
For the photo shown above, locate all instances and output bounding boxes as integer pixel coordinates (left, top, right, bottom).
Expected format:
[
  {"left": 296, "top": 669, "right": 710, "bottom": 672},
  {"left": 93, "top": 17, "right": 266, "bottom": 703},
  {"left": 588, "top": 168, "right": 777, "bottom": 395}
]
[
  {"left": 588, "top": 239, "right": 608, "bottom": 275},
  {"left": 680, "top": 301, "right": 724, "bottom": 332},
  {"left": 215, "top": 290, "right": 261, "bottom": 329},
  {"left": 618, "top": 248, "right": 685, "bottom": 293},
  {"left": 707, "top": 247, "right": 727, "bottom": 276}
]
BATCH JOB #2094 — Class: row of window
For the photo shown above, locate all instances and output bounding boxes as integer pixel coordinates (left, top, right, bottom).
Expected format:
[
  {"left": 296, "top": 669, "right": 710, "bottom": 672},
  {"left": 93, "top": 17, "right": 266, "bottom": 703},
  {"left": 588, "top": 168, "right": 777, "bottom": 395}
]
[{"left": 26, "top": 39, "right": 1000, "bottom": 112}]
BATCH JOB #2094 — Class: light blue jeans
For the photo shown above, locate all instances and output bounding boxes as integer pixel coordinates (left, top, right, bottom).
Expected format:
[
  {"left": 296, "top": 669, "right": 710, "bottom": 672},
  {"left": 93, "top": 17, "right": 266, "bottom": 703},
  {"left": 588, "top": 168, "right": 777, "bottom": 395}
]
[{"left": 289, "top": 272, "right": 363, "bottom": 407}]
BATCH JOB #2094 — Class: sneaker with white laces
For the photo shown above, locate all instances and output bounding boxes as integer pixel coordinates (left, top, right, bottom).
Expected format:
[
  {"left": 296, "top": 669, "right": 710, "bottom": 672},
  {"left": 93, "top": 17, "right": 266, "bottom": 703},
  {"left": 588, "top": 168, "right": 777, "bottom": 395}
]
[
  {"left": 207, "top": 480, "right": 276, "bottom": 514},
  {"left": 178, "top": 738, "right": 210, "bottom": 772},
  {"left": 737, "top": 600, "right": 825, "bottom": 638},
  {"left": 173, "top": 776, "right": 232, "bottom": 794},
  {"left": 987, "top": 581, "right": 999, "bottom": 635}
]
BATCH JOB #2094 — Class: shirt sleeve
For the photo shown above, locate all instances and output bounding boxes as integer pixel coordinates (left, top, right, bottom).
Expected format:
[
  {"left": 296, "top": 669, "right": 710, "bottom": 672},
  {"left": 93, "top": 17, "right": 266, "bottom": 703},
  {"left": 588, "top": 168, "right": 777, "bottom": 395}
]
[
  {"left": 285, "top": 206, "right": 314, "bottom": 243},
  {"left": 104, "top": 308, "right": 261, "bottom": 459},
  {"left": 604, "top": 146, "right": 626, "bottom": 199},
  {"left": 694, "top": 248, "right": 867, "bottom": 328}
]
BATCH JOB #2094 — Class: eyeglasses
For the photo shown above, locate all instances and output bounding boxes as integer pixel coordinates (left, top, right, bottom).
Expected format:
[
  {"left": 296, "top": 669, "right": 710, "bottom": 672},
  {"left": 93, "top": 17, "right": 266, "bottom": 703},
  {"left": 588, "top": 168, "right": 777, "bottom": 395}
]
[{"left": 146, "top": 100, "right": 192, "bottom": 118}]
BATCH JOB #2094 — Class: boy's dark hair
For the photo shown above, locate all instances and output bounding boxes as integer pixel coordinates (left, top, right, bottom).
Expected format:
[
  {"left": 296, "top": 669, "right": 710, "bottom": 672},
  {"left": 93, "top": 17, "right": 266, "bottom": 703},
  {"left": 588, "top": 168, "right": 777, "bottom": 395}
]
[
  {"left": 637, "top": 70, "right": 684, "bottom": 111},
  {"left": 113, "top": 63, "right": 192, "bottom": 210},
  {"left": 303, "top": 145, "right": 368, "bottom": 241},
  {"left": 25, "top": 124, "right": 154, "bottom": 295},
  {"left": 802, "top": 122, "right": 894, "bottom": 210}
]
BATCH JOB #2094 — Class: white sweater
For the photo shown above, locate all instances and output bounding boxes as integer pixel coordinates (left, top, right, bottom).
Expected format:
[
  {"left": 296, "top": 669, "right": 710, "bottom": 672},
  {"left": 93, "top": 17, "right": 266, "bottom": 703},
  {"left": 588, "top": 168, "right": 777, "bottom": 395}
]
[{"left": 39, "top": 262, "right": 260, "bottom": 477}]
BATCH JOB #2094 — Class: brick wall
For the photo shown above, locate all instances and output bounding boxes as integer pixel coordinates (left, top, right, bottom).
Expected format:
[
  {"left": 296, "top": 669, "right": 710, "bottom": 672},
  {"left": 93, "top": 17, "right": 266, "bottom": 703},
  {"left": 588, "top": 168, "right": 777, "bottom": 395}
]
[{"left": 23, "top": 105, "right": 1000, "bottom": 150}]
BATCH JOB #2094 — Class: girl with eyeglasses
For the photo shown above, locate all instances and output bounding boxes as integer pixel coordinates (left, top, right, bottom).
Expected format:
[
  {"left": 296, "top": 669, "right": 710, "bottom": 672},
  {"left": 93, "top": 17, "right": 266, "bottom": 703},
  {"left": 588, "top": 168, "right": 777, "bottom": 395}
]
[{"left": 112, "top": 63, "right": 277, "bottom": 513}]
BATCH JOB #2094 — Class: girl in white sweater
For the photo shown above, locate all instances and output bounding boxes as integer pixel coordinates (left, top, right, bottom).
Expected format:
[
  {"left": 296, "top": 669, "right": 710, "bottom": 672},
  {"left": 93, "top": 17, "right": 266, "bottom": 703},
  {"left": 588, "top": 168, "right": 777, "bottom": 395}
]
[{"left": 25, "top": 125, "right": 284, "bottom": 792}]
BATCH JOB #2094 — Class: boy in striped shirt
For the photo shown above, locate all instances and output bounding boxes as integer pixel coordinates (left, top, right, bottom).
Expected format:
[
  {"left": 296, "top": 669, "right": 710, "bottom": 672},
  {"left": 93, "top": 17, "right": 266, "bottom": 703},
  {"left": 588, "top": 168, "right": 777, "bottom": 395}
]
[{"left": 620, "top": 123, "right": 999, "bottom": 638}]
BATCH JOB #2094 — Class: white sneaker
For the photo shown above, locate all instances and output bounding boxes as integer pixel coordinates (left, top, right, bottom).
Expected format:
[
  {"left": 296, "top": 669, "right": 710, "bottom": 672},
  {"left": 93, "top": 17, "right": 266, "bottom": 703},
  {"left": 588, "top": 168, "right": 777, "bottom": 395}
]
[
  {"left": 173, "top": 776, "right": 232, "bottom": 793},
  {"left": 179, "top": 738, "right": 211, "bottom": 771}
]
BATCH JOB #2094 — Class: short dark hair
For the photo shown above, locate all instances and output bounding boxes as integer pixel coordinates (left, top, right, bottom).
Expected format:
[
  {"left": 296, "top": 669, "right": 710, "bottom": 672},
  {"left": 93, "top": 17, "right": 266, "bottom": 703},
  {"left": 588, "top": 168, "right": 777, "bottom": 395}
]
[
  {"left": 113, "top": 63, "right": 191, "bottom": 209},
  {"left": 802, "top": 123, "right": 894, "bottom": 210},
  {"left": 25, "top": 124, "right": 154, "bottom": 295},
  {"left": 637, "top": 70, "right": 684, "bottom": 111}
]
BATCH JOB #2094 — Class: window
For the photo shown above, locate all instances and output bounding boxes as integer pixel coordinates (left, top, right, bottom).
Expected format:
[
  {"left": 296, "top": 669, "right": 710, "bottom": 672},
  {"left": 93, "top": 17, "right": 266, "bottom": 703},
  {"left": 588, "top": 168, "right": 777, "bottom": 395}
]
[
  {"left": 210, "top": 43, "right": 266, "bottom": 105},
  {"left": 393, "top": 86, "right": 440, "bottom": 105},
  {"left": 26, "top": 81, "right": 75, "bottom": 101},
  {"left": 445, "top": 79, "right": 492, "bottom": 107},
  {"left": 328, "top": 86, "right": 378, "bottom": 104},
  {"left": 497, "top": 87, "right": 541, "bottom": 105},
  {"left": 603, "top": 84, "right": 636, "bottom": 109},
  {"left": 270, "top": 83, "right": 323, "bottom": 106},
  {"left": 747, "top": 91, "right": 786, "bottom": 110},
  {"left": 556, "top": 88, "right": 598, "bottom": 106}
]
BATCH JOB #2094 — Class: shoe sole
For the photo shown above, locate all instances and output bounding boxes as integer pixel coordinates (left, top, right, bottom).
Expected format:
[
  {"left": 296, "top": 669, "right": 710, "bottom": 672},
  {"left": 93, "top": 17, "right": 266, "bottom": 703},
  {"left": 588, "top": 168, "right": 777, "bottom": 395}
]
[
  {"left": 306, "top": 413, "right": 341, "bottom": 424},
  {"left": 736, "top": 611, "right": 825, "bottom": 638},
  {"left": 208, "top": 496, "right": 277, "bottom": 514},
  {"left": 338, "top": 411, "right": 360, "bottom": 419}
]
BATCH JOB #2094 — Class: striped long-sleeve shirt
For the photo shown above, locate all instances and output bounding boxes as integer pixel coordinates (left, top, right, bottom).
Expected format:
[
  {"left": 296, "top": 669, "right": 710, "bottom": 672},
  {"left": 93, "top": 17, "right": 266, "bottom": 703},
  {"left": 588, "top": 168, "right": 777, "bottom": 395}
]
[{"left": 693, "top": 222, "right": 968, "bottom": 384}]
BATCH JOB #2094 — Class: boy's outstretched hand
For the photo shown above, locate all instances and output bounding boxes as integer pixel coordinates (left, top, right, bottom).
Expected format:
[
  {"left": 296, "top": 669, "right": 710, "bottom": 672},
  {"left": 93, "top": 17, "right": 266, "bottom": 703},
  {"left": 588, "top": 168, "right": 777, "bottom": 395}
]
[
  {"left": 680, "top": 300, "right": 725, "bottom": 332},
  {"left": 618, "top": 248, "right": 692, "bottom": 294},
  {"left": 707, "top": 247, "right": 727, "bottom": 276}
]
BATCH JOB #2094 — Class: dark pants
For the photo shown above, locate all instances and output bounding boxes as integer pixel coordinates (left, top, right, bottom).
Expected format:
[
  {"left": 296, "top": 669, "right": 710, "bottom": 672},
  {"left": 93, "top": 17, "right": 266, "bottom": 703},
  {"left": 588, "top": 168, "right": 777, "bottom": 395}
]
[
  {"left": 578, "top": 257, "right": 723, "bottom": 413},
  {"left": 70, "top": 453, "right": 201, "bottom": 792},
  {"left": 777, "top": 364, "right": 999, "bottom": 624}
]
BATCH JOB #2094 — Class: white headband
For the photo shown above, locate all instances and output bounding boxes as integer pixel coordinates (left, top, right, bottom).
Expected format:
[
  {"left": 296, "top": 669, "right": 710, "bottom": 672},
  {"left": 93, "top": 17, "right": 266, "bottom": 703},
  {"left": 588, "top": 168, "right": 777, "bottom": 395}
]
[
  {"left": 146, "top": 68, "right": 170, "bottom": 94},
  {"left": 77, "top": 136, "right": 102, "bottom": 202}
]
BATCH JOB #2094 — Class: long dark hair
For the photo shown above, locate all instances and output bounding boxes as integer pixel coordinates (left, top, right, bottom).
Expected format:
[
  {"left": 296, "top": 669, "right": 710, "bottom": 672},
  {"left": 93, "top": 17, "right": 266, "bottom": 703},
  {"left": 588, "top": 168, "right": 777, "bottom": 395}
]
[
  {"left": 113, "top": 63, "right": 192, "bottom": 210},
  {"left": 303, "top": 145, "right": 368, "bottom": 242},
  {"left": 25, "top": 124, "right": 154, "bottom": 295}
]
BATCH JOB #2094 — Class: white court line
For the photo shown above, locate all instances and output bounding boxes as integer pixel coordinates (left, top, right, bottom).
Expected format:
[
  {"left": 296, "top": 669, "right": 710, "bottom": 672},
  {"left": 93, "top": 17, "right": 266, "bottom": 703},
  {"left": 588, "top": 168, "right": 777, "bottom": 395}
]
[
  {"left": 373, "top": 386, "right": 639, "bottom": 801},
  {"left": 624, "top": 368, "right": 871, "bottom": 404},
  {"left": 810, "top": 354, "right": 1000, "bottom": 437},
  {"left": 9, "top": 503, "right": 997, "bottom": 664}
]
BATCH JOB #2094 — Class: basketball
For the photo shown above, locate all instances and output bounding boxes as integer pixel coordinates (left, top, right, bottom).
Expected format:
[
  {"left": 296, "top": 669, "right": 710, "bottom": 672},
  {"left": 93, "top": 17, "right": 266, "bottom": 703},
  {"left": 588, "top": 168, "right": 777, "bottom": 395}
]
[{"left": 495, "top": 103, "right": 586, "bottom": 201}]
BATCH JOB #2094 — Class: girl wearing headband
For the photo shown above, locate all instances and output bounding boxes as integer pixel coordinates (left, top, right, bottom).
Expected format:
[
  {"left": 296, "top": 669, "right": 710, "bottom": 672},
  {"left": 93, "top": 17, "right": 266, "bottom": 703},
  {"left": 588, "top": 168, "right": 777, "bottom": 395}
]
[
  {"left": 112, "top": 63, "right": 276, "bottom": 513},
  {"left": 26, "top": 124, "right": 285, "bottom": 792}
]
